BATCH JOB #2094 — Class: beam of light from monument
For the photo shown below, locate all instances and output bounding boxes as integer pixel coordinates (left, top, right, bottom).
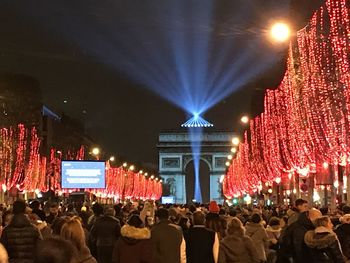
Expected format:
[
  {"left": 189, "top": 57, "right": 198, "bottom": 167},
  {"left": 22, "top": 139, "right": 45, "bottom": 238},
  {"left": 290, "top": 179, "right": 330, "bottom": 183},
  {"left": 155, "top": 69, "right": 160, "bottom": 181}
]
[
  {"left": 19, "top": 1, "right": 289, "bottom": 116},
  {"left": 189, "top": 127, "right": 203, "bottom": 203}
]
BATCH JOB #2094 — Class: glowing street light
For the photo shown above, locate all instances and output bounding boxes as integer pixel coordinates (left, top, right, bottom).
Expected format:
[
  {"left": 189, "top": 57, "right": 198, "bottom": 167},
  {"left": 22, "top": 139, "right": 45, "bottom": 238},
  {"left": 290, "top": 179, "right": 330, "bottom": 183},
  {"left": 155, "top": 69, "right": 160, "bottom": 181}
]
[
  {"left": 232, "top": 137, "right": 240, "bottom": 146},
  {"left": 271, "top": 22, "right": 291, "bottom": 42},
  {"left": 231, "top": 147, "right": 237, "bottom": 153},
  {"left": 129, "top": 165, "right": 135, "bottom": 171},
  {"left": 227, "top": 155, "right": 233, "bottom": 160},
  {"left": 92, "top": 147, "right": 100, "bottom": 156},
  {"left": 109, "top": 156, "right": 115, "bottom": 162},
  {"left": 240, "top": 116, "right": 249, "bottom": 124},
  {"left": 225, "top": 161, "right": 230, "bottom": 167},
  {"left": 122, "top": 162, "right": 128, "bottom": 167}
]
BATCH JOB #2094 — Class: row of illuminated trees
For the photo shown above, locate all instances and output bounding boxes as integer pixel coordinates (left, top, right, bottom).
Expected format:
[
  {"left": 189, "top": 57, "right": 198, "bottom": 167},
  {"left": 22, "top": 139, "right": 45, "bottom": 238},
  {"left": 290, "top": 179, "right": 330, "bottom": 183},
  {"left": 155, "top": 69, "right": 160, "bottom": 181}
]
[
  {"left": 0, "top": 124, "right": 162, "bottom": 200},
  {"left": 224, "top": 0, "right": 350, "bottom": 201}
]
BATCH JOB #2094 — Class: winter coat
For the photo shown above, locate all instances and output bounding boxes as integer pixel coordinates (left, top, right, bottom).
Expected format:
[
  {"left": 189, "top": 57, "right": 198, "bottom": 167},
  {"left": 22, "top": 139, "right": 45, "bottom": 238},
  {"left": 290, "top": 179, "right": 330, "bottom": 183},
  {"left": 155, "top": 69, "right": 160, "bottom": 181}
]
[
  {"left": 245, "top": 222, "right": 269, "bottom": 261},
  {"left": 335, "top": 223, "right": 350, "bottom": 259},
  {"left": 112, "top": 224, "right": 153, "bottom": 263},
  {"left": 277, "top": 211, "right": 314, "bottom": 263},
  {"left": 151, "top": 219, "right": 186, "bottom": 263},
  {"left": 266, "top": 225, "right": 281, "bottom": 250},
  {"left": 0, "top": 213, "right": 42, "bottom": 263},
  {"left": 185, "top": 226, "right": 217, "bottom": 263},
  {"left": 205, "top": 213, "right": 227, "bottom": 240},
  {"left": 89, "top": 215, "right": 121, "bottom": 263},
  {"left": 76, "top": 246, "right": 97, "bottom": 263},
  {"left": 218, "top": 231, "right": 260, "bottom": 263},
  {"left": 304, "top": 226, "right": 345, "bottom": 263}
]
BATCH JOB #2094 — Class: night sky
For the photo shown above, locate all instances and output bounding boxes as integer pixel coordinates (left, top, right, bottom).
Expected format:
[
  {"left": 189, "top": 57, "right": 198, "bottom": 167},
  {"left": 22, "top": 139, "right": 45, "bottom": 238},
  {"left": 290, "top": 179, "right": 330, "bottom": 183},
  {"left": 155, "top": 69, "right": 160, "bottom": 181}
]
[{"left": 0, "top": 0, "right": 323, "bottom": 169}]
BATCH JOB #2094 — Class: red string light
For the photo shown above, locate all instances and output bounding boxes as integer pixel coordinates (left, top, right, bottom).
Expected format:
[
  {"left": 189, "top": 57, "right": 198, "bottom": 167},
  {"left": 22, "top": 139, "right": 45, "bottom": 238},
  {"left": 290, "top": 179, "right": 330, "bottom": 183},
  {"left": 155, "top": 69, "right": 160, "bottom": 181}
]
[{"left": 224, "top": 0, "right": 350, "bottom": 197}]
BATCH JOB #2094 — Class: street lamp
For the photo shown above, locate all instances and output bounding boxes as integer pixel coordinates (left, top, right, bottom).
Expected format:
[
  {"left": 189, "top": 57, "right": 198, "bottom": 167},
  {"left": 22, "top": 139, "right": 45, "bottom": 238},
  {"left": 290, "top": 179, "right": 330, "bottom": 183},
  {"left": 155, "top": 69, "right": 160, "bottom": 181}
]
[
  {"left": 231, "top": 147, "right": 237, "bottom": 153},
  {"left": 109, "top": 156, "right": 115, "bottom": 162},
  {"left": 232, "top": 137, "right": 240, "bottom": 146},
  {"left": 240, "top": 116, "right": 249, "bottom": 124},
  {"left": 92, "top": 147, "right": 100, "bottom": 156},
  {"left": 271, "top": 22, "right": 291, "bottom": 42}
]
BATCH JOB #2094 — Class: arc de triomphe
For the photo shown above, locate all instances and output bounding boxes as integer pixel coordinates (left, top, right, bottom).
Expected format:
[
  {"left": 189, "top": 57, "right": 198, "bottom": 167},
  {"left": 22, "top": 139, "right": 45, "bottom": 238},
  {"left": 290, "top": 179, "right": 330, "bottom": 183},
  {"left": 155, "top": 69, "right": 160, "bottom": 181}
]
[{"left": 158, "top": 130, "right": 235, "bottom": 203}]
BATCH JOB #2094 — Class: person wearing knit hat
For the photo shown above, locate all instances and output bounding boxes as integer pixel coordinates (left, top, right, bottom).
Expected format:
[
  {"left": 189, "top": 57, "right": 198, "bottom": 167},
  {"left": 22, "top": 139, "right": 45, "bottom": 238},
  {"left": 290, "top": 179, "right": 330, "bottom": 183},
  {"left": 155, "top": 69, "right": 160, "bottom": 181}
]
[
  {"left": 112, "top": 214, "right": 152, "bottom": 263},
  {"left": 206, "top": 201, "right": 227, "bottom": 240},
  {"left": 208, "top": 201, "right": 220, "bottom": 213}
]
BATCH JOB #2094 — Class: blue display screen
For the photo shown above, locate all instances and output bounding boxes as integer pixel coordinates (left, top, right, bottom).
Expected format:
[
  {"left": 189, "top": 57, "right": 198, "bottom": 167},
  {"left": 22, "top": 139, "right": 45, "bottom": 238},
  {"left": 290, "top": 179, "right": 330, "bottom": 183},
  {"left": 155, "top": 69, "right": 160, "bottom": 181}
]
[{"left": 61, "top": 161, "right": 106, "bottom": 189}]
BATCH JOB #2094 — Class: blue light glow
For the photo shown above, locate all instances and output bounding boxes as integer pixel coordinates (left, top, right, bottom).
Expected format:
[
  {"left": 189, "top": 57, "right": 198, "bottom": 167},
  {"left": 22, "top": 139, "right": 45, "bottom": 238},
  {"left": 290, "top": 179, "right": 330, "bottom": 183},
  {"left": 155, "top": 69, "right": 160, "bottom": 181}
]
[
  {"left": 20, "top": 1, "right": 289, "bottom": 117},
  {"left": 17, "top": 1, "right": 290, "bottom": 202},
  {"left": 189, "top": 128, "right": 203, "bottom": 203},
  {"left": 181, "top": 115, "right": 213, "bottom": 128}
]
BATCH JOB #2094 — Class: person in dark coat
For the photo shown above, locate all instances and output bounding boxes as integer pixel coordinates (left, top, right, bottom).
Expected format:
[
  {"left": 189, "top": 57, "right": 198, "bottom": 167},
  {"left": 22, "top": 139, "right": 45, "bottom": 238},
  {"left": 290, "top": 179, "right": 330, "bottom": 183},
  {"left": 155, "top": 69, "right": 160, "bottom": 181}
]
[
  {"left": 205, "top": 201, "right": 227, "bottom": 240},
  {"left": 185, "top": 211, "right": 219, "bottom": 263},
  {"left": 277, "top": 208, "right": 322, "bottom": 263},
  {"left": 35, "top": 237, "right": 77, "bottom": 263},
  {"left": 112, "top": 214, "right": 152, "bottom": 263},
  {"left": 218, "top": 217, "right": 260, "bottom": 263},
  {"left": 45, "top": 203, "right": 61, "bottom": 225},
  {"left": 304, "top": 216, "right": 345, "bottom": 263},
  {"left": 151, "top": 208, "right": 186, "bottom": 263},
  {"left": 0, "top": 200, "right": 42, "bottom": 263},
  {"left": 335, "top": 214, "right": 350, "bottom": 260},
  {"left": 30, "top": 201, "right": 46, "bottom": 222},
  {"left": 89, "top": 207, "right": 121, "bottom": 263}
]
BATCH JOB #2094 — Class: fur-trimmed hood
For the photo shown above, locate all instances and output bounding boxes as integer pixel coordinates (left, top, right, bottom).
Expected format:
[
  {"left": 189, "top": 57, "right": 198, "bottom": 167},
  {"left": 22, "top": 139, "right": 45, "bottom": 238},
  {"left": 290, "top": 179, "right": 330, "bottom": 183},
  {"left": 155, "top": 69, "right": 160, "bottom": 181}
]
[
  {"left": 266, "top": 225, "right": 281, "bottom": 233},
  {"left": 304, "top": 227, "right": 338, "bottom": 249},
  {"left": 121, "top": 224, "right": 151, "bottom": 241}
]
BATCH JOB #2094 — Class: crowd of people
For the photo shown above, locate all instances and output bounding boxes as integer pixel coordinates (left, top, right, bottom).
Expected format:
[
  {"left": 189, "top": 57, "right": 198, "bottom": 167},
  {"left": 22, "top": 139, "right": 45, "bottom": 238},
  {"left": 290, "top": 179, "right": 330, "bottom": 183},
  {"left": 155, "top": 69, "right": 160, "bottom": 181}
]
[{"left": 0, "top": 198, "right": 348, "bottom": 263}]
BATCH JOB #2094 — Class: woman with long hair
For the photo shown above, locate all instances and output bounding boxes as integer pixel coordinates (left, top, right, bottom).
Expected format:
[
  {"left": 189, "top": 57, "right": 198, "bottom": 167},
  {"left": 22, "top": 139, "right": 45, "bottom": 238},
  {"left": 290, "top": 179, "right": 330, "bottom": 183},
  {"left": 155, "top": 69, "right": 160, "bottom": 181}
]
[{"left": 61, "top": 217, "right": 97, "bottom": 263}]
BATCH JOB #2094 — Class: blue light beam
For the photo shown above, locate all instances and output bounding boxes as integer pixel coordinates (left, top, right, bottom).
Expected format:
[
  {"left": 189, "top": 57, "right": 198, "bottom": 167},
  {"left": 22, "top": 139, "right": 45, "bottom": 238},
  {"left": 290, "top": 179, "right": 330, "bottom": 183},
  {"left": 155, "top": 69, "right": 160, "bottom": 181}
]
[{"left": 181, "top": 115, "right": 214, "bottom": 128}]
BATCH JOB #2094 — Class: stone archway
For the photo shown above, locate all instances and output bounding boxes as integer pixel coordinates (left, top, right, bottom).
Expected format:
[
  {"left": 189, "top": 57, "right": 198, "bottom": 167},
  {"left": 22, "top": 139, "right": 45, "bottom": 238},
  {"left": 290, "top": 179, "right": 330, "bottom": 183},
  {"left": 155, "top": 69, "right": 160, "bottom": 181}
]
[{"left": 185, "top": 159, "right": 211, "bottom": 203}]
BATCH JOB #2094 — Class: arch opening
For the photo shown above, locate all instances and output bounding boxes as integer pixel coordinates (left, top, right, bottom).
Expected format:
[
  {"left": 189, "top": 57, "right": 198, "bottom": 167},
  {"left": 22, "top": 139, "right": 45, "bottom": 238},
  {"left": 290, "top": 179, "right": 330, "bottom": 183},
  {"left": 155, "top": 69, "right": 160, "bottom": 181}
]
[{"left": 185, "top": 159, "right": 210, "bottom": 203}]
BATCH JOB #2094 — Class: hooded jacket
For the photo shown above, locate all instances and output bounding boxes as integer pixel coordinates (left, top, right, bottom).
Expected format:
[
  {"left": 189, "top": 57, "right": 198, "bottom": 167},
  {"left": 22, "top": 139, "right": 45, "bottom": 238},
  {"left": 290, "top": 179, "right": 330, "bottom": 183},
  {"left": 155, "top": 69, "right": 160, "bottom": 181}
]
[
  {"left": 218, "top": 231, "right": 260, "bottom": 263},
  {"left": 245, "top": 222, "right": 269, "bottom": 261},
  {"left": 304, "top": 226, "right": 345, "bottom": 263},
  {"left": 112, "top": 224, "right": 152, "bottom": 263}
]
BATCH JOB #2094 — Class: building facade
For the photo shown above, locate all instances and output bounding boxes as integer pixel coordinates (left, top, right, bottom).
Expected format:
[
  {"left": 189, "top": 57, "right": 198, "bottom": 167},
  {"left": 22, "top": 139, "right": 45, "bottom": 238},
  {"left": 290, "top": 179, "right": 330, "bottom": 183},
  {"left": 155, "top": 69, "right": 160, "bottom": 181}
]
[{"left": 158, "top": 130, "right": 235, "bottom": 204}]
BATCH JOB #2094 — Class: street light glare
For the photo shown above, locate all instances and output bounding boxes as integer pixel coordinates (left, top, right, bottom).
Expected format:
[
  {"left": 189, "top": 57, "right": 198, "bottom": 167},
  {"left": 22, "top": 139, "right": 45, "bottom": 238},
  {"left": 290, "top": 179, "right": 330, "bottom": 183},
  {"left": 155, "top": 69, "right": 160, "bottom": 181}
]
[
  {"left": 109, "top": 156, "right": 115, "bottom": 162},
  {"left": 240, "top": 116, "right": 249, "bottom": 124},
  {"left": 92, "top": 147, "right": 100, "bottom": 155},
  {"left": 232, "top": 137, "right": 240, "bottom": 146},
  {"left": 271, "top": 22, "right": 290, "bottom": 42}
]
